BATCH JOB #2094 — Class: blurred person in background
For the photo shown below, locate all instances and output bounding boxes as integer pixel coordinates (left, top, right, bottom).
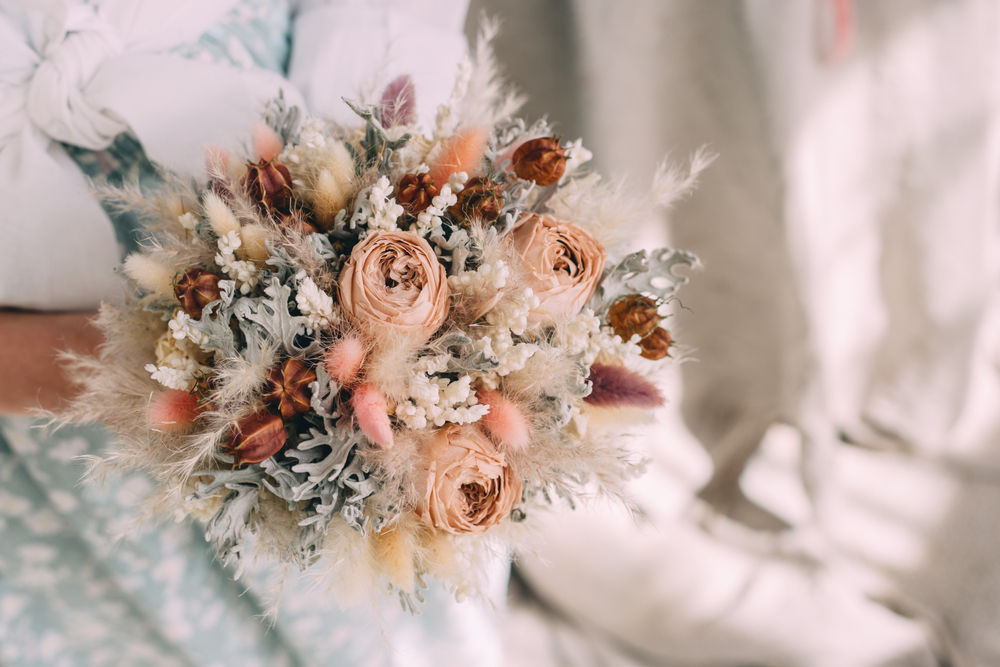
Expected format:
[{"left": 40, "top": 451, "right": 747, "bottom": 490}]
[{"left": 484, "top": 1, "right": 1000, "bottom": 665}]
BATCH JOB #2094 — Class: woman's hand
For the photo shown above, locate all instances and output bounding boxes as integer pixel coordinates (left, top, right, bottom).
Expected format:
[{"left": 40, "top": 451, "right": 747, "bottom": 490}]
[{"left": 0, "top": 310, "right": 103, "bottom": 415}]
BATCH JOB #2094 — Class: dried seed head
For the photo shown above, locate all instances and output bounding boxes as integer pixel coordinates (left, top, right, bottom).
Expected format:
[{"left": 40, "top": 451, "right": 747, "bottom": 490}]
[
  {"left": 397, "top": 173, "right": 439, "bottom": 213},
  {"left": 607, "top": 294, "right": 660, "bottom": 342},
  {"left": 639, "top": 326, "right": 673, "bottom": 360},
  {"left": 242, "top": 158, "right": 293, "bottom": 212},
  {"left": 448, "top": 176, "right": 503, "bottom": 225},
  {"left": 226, "top": 410, "right": 286, "bottom": 465},
  {"left": 512, "top": 137, "right": 567, "bottom": 186},
  {"left": 264, "top": 358, "right": 317, "bottom": 419},
  {"left": 174, "top": 268, "right": 221, "bottom": 318}
]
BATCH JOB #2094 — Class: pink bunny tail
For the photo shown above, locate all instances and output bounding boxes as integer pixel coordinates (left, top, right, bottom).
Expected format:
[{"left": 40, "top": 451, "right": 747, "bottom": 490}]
[
  {"left": 325, "top": 336, "right": 366, "bottom": 385},
  {"left": 477, "top": 388, "right": 530, "bottom": 450},
  {"left": 351, "top": 384, "right": 394, "bottom": 448},
  {"left": 584, "top": 363, "right": 663, "bottom": 410},
  {"left": 380, "top": 74, "right": 417, "bottom": 128},
  {"left": 252, "top": 122, "right": 284, "bottom": 162},
  {"left": 429, "top": 126, "right": 489, "bottom": 186},
  {"left": 147, "top": 389, "right": 202, "bottom": 431}
]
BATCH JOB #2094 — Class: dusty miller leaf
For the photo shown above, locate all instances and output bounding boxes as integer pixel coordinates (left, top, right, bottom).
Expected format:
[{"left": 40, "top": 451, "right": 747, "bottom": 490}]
[
  {"left": 233, "top": 277, "right": 311, "bottom": 354},
  {"left": 590, "top": 247, "right": 698, "bottom": 316}
]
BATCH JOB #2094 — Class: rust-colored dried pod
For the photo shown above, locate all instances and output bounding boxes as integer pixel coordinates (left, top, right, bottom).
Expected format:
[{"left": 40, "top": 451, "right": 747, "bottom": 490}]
[
  {"left": 264, "top": 358, "right": 317, "bottom": 419},
  {"left": 639, "top": 326, "right": 673, "bottom": 360},
  {"left": 278, "top": 209, "right": 319, "bottom": 236},
  {"left": 397, "top": 173, "right": 440, "bottom": 213},
  {"left": 512, "top": 137, "right": 567, "bottom": 186},
  {"left": 448, "top": 177, "right": 503, "bottom": 225},
  {"left": 607, "top": 294, "right": 660, "bottom": 342},
  {"left": 226, "top": 410, "right": 286, "bottom": 465},
  {"left": 174, "top": 268, "right": 222, "bottom": 318},
  {"left": 242, "top": 158, "right": 293, "bottom": 212}
]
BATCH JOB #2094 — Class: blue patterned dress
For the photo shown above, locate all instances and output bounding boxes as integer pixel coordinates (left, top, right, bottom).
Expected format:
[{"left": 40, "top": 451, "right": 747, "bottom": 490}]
[{"left": 0, "top": 3, "right": 507, "bottom": 665}]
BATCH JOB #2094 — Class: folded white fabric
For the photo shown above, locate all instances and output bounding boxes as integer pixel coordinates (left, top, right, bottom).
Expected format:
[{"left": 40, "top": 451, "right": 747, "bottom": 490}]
[{"left": 0, "top": 0, "right": 303, "bottom": 310}]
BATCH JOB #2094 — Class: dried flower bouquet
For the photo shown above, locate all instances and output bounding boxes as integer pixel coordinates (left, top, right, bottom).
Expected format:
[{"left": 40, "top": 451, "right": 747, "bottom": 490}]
[{"left": 64, "top": 31, "right": 709, "bottom": 608}]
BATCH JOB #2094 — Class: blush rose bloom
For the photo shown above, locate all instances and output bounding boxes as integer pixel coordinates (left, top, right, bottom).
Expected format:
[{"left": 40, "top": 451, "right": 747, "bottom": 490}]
[
  {"left": 418, "top": 424, "right": 522, "bottom": 535},
  {"left": 510, "top": 213, "right": 606, "bottom": 324},
  {"left": 339, "top": 230, "right": 449, "bottom": 339}
]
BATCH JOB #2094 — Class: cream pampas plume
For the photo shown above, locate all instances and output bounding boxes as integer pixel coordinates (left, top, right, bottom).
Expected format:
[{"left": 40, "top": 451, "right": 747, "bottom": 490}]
[
  {"left": 123, "top": 254, "right": 176, "bottom": 298},
  {"left": 203, "top": 191, "right": 241, "bottom": 238},
  {"left": 239, "top": 224, "right": 271, "bottom": 263},
  {"left": 351, "top": 383, "right": 393, "bottom": 447},
  {"left": 311, "top": 144, "right": 355, "bottom": 228},
  {"left": 477, "top": 388, "right": 530, "bottom": 450}
]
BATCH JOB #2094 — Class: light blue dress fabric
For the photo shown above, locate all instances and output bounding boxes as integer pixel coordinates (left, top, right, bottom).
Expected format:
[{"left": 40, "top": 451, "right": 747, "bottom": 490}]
[{"left": 0, "top": 2, "right": 507, "bottom": 665}]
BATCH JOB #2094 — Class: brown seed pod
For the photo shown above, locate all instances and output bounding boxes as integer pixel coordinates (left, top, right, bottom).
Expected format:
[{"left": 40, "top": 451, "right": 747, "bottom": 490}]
[
  {"left": 448, "top": 177, "right": 503, "bottom": 225},
  {"left": 174, "top": 268, "right": 221, "bottom": 318},
  {"left": 397, "top": 173, "right": 440, "bottom": 213},
  {"left": 512, "top": 137, "right": 567, "bottom": 186},
  {"left": 226, "top": 410, "right": 286, "bottom": 465},
  {"left": 242, "top": 158, "right": 293, "bottom": 212},
  {"left": 278, "top": 209, "right": 319, "bottom": 236},
  {"left": 607, "top": 294, "right": 660, "bottom": 342},
  {"left": 264, "top": 358, "right": 317, "bottom": 419},
  {"left": 639, "top": 326, "right": 673, "bottom": 360}
]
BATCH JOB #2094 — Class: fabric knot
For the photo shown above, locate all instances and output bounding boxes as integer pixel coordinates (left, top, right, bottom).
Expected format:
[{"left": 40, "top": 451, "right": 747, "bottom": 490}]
[{"left": 26, "top": 2, "right": 128, "bottom": 149}]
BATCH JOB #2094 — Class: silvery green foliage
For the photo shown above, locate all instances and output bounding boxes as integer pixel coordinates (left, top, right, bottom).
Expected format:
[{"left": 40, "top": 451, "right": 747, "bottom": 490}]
[
  {"left": 194, "top": 466, "right": 266, "bottom": 565},
  {"left": 233, "top": 277, "right": 317, "bottom": 355},
  {"left": 343, "top": 100, "right": 411, "bottom": 175},
  {"left": 263, "top": 90, "right": 302, "bottom": 145},
  {"left": 589, "top": 247, "right": 698, "bottom": 316},
  {"left": 348, "top": 186, "right": 374, "bottom": 230}
]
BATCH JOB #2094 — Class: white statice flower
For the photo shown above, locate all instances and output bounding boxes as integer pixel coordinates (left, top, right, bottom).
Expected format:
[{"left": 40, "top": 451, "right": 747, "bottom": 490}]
[
  {"left": 215, "top": 230, "right": 259, "bottom": 295},
  {"left": 412, "top": 184, "right": 458, "bottom": 237},
  {"left": 448, "top": 259, "right": 509, "bottom": 295},
  {"left": 146, "top": 331, "right": 210, "bottom": 390},
  {"left": 177, "top": 212, "right": 198, "bottom": 232},
  {"left": 294, "top": 272, "right": 337, "bottom": 334},
  {"left": 366, "top": 176, "right": 404, "bottom": 232},
  {"left": 485, "top": 287, "right": 540, "bottom": 336},
  {"left": 168, "top": 310, "right": 209, "bottom": 347},
  {"left": 414, "top": 163, "right": 430, "bottom": 175},
  {"left": 560, "top": 308, "right": 603, "bottom": 365},
  {"left": 399, "top": 370, "right": 490, "bottom": 429},
  {"left": 562, "top": 138, "right": 593, "bottom": 178},
  {"left": 414, "top": 354, "right": 451, "bottom": 374},
  {"left": 473, "top": 331, "right": 539, "bottom": 387},
  {"left": 448, "top": 171, "right": 469, "bottom": 193}
]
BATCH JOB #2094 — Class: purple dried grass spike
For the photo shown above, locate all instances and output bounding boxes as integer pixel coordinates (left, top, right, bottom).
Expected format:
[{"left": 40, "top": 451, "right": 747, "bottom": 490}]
[
  {"left": 584, "top": 363, "right": 664, "bottom": 410},
  {"left": 379, "top": 74, "right": 416, "bottom": 128}
]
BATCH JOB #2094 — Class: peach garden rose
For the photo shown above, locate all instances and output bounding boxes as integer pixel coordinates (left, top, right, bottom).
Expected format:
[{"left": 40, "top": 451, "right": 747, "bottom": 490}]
[
  {"left": 510, "top": 213, "right": 606, "bottom": 324},
  {"left": 338, "top": 230, "right": 449, "bottom": 340},
  {"left": 418, "top": 424, "right": 522, "bottom": 535}
]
